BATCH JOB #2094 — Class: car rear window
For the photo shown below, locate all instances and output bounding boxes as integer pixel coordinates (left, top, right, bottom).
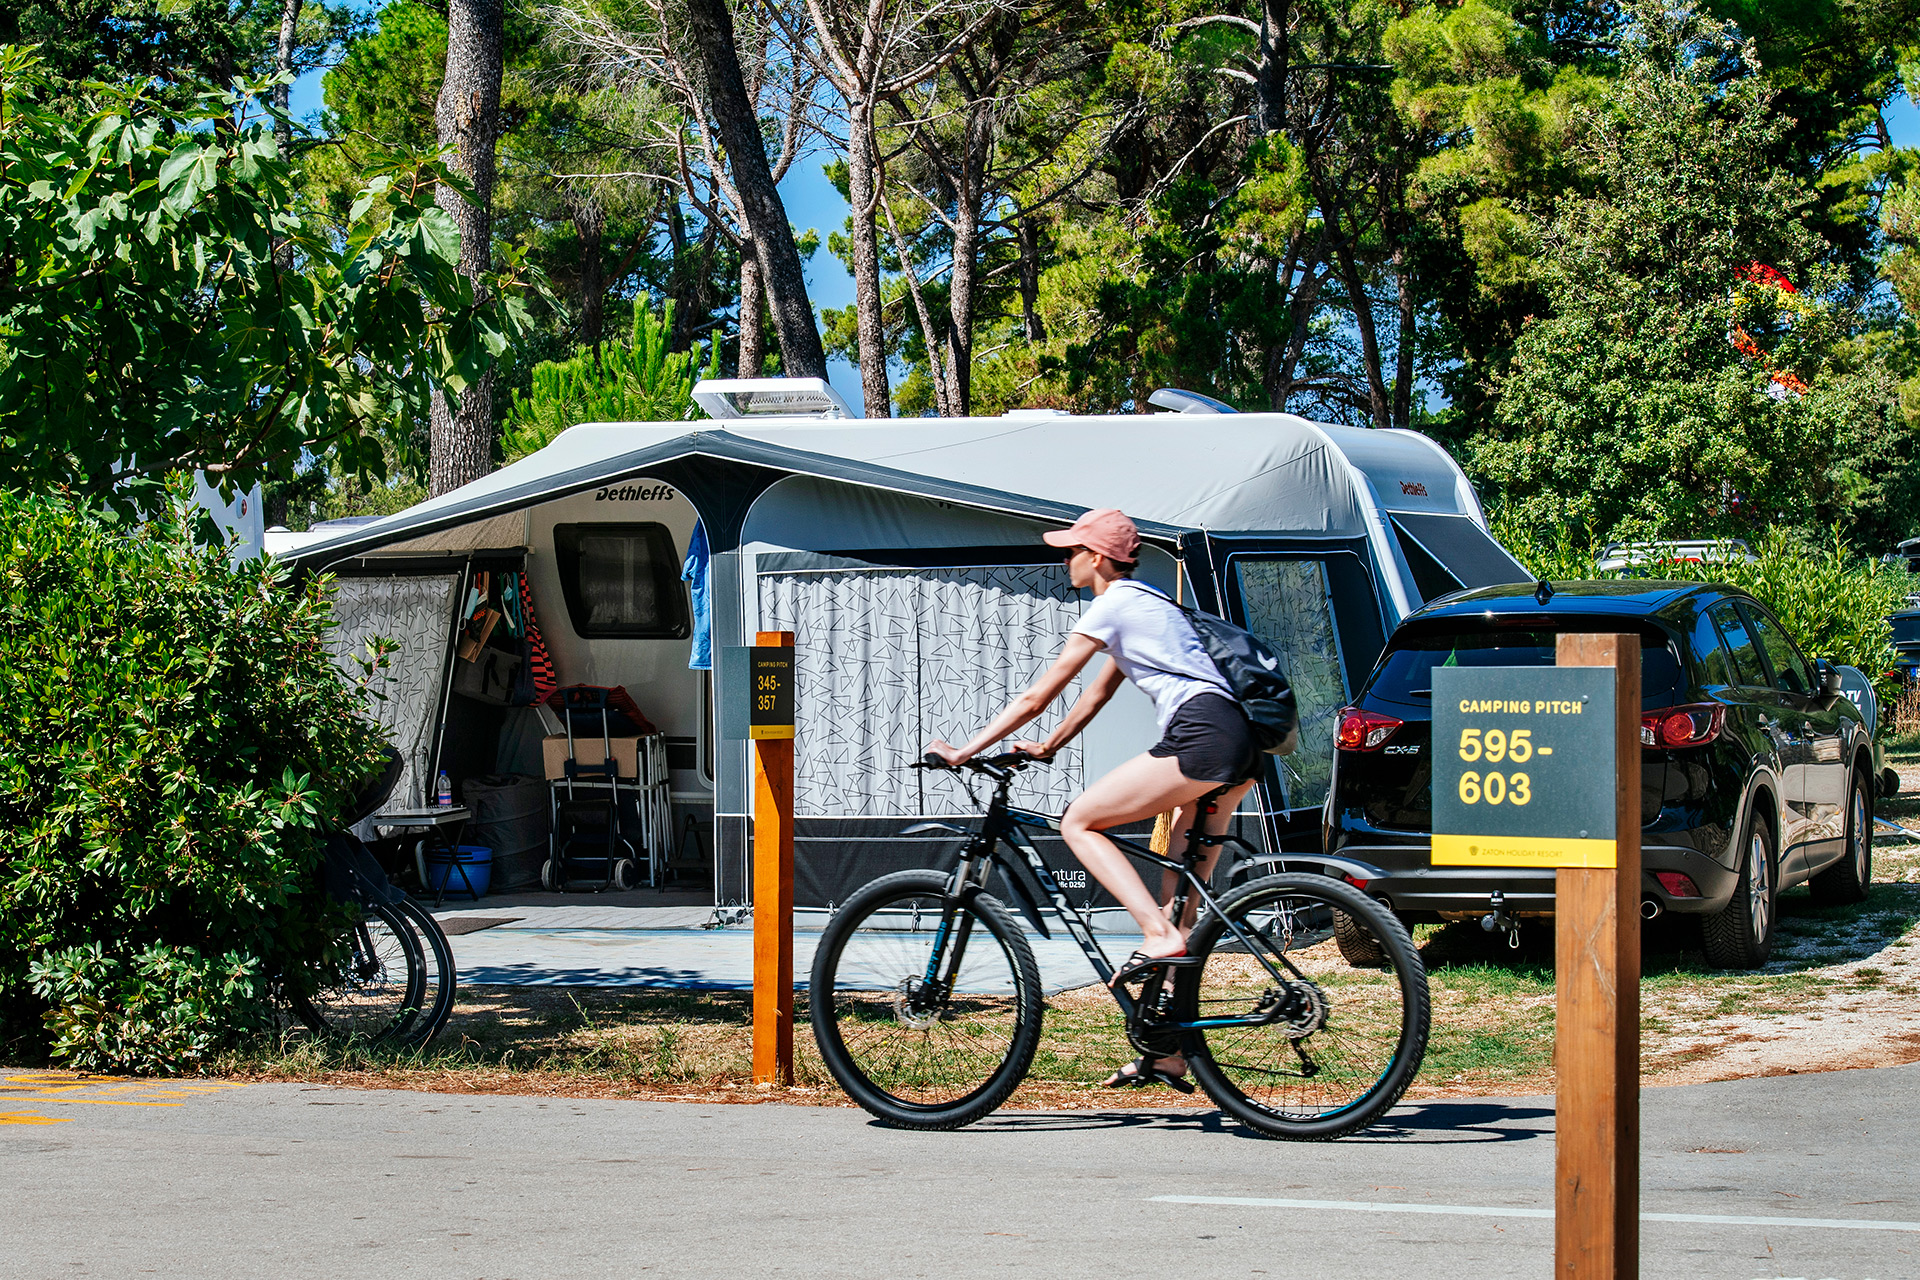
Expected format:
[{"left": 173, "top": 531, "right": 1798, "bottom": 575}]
[{"left": 1366, "top": 625, "right": 1685, "bottom": 712}]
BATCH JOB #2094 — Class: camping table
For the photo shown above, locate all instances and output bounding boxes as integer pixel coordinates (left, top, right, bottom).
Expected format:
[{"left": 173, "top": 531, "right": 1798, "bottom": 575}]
[{"left": 370, "top": 806, "right": 472, "bottom": 905}]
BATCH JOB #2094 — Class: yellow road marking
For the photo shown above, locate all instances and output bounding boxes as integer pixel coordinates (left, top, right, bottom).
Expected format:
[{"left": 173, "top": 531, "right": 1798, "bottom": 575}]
[
  {"left": 0, "top": 1073, "right": 246, "bottom": 1110},
  {"left": 0, "top": 1110, "right": 72, "bottom": 1125}
]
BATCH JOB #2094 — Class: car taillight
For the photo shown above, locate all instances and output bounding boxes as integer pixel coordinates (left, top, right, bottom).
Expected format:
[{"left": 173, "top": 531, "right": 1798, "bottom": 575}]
[
  {"left": 1654, "top": 871, "right": 1701, "bottom": 898},
  {"left": 1639, "top": 704, "right": 1726, "bottom": 749},
  {"left": 1336, "top": 706, "right": 1404, "bottom": 751}
]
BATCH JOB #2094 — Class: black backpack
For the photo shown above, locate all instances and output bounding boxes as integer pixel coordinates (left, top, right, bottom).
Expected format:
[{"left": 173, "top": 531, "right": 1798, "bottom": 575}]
[{"left": 1131, "top": 583, "right": 1300, "bottom": 757}]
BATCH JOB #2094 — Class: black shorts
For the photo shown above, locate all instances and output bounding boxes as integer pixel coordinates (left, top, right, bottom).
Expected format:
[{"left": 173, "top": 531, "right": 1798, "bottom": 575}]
[{"left": 1148, "top": 693, "right": 1261, "bottom": 784}]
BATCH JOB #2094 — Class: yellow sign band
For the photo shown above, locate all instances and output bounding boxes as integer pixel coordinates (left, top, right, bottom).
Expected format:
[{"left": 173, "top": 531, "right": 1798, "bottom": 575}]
[
  {"left": 749, "top": 724, "right": 795, "bottom": 740},
  {"left": 1431, "top": 834, "right": 1617, "bottom": 868}
]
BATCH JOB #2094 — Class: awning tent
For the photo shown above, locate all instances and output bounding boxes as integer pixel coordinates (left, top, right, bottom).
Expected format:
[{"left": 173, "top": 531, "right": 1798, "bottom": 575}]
[{"left": 283, "top": 408, "right": 1527, "bottom": 906}]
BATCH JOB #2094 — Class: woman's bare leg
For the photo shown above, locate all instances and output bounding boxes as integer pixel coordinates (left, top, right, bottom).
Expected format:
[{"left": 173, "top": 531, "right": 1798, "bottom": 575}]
[
  {"left": 1135, "top": 778, "right": 1257, "bottom": 1079},
  {"left": 1159, "top": 779, "right": 1259, "bottom": 927},
  {"left": 1059, "top": 752, "right": 1222, "bottom": 959}
]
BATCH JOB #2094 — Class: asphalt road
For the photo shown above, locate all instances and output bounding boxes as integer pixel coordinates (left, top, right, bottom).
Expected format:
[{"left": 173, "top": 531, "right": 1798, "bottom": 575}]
[{"left": 4, "top": 1064, "right": 1916, "bottom": 1280}]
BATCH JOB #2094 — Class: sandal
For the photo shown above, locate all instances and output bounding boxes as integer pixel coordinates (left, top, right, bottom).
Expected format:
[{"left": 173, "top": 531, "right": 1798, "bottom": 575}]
[
  {"left": 1109, "top": 948, "right": 1201, "bottom": 988},
  {"left": 1102, "top": 1054, "right": 1195, "bottom": 1094}
]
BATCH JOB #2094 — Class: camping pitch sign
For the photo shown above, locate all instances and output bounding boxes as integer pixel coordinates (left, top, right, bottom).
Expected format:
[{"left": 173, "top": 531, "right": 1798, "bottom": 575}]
[{"left": 1430, "top": 666, "right": 1616, "bottom": 868}]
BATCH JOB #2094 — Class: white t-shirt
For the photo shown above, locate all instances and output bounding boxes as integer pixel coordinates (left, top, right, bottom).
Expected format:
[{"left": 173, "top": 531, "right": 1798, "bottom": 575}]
[{"left": 1072, "top": 580, "right": 1231, "bottom": 733}]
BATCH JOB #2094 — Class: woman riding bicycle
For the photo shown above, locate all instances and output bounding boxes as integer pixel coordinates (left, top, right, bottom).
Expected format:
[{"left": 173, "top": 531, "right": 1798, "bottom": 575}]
[{"left": 925, "top": 508, "right": 1260, "bottom": 1092}]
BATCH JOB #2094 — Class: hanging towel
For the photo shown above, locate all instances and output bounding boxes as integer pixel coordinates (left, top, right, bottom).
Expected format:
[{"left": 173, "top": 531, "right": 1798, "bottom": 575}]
[
  {"left": 682, "top": 518, "right": 711, "bottom": 671},
  {"left": 519, "top": 570, "right": 559, "bottom": 702}
]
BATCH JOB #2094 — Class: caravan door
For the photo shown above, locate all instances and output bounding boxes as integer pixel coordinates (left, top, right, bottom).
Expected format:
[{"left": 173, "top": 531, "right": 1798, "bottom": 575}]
[{"left": 1181, "top": 535, "right": 1389, "bottom": 839}]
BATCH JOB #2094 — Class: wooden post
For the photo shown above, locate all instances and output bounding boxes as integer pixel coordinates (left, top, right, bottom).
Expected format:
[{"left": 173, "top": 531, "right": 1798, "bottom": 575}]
[
  {"left": 751, "top": 630, "right": 795, "bottom": 1086},
  {"left": 1554, "top": 634, "right": 1641, "bottom": 1279}
]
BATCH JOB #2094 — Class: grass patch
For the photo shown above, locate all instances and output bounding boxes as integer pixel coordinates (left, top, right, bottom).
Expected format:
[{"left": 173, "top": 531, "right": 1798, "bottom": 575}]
[{"left": 203, "top": 839, "right": 1920, "bottom": 1105}]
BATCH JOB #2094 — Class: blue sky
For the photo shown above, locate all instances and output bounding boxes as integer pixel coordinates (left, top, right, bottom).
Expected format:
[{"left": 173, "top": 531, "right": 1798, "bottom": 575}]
[{"left": 293, "top": 70, "right": 1920, "bottom": 416}]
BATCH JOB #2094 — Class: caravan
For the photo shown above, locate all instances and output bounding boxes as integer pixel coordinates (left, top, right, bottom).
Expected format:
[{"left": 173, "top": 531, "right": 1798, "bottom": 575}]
[{"left": 277, "top": 380, "right": 1528, "bottom": 909}]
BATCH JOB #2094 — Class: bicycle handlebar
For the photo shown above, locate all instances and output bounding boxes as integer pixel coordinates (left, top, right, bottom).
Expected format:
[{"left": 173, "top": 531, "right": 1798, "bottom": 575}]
[{"left": 911, "top": 750, "right": 1049, "bottom": 779}]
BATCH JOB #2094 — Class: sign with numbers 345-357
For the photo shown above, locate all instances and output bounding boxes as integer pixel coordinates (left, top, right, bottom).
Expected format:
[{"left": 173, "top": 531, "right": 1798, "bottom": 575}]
[{"left": 1430, "top": 666, "right": 1617, "bottom": 868}]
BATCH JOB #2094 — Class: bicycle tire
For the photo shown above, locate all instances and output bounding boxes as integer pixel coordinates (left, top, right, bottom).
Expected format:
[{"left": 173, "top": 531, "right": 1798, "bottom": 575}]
[
  {"left": 810, "top": 870, "right": 1044, "bottom": 1130},
  {"left": 1175, "top": 873, "right": 1429, "bottom": 1140},
  {"left": 391, "top": 898, "right": 457, "bottom": 1046},
  {"left": 291, "top": 899, "right": 427, "bottom": 1044}
]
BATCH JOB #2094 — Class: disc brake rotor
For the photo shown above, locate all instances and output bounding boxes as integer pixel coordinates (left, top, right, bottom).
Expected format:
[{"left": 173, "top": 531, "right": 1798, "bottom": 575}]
[
  {"left": 1280, "top": 979, "right": 1328, "bottom": 1040},
  {"left": 891, "top": 977, "right": 945, "bottom": 1030}
]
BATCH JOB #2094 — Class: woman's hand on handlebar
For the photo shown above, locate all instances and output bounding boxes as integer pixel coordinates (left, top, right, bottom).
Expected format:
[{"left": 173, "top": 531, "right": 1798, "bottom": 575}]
[
  {"left": 1008, "top": 740, "right": 1055, "bottom": 762},
  {"left": 923, "top": 738, "right": 971, "bottom": 767}
]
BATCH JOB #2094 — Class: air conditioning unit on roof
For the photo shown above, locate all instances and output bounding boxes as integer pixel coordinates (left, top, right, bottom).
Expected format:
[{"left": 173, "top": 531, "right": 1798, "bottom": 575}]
[{"left": 693, "top": 377, "right": 852, "bottom": 420}]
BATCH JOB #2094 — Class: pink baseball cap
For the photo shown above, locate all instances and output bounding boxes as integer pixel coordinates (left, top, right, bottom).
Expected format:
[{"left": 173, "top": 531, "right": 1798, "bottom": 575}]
[{"left": 1042, "top": 509, "right": 1140, "bottom": 563}]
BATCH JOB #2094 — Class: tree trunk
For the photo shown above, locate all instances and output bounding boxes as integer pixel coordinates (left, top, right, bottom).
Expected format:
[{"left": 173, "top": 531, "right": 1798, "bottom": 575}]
[
  {"left": 845, "top": 103, "right": 892, "bottom": 416},
  {"left": 883, "top": 198, "right": 953, "bottom": 416},
  {"left": 682, "top": 0, "right": 827, "bottom": 381},
  {"left": 738, "top": 248, "right": 764, "bottom": 378},
  {"left": 572, "top": 195, "right": 608, "bottom": 352},
  {"left": 272, "top": 0, "right": 302, "bottom": 159},
  {"left": 945, "top": 197, "right": 978, "bottom": 416},
  {"left": 430, "top": 0, "right": 505, "bottom": 497},
  {"left": 1252, "top": 0, "right": 1290, "bottom": 135},
  {"left": 1017, "top": 213, "right": 1046, "bottom": 343},
  {"left": 1391, "top": 242, "right": 1415, "bottom": 430}
]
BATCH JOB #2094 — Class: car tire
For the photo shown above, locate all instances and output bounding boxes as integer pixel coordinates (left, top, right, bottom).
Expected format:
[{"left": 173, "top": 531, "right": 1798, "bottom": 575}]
[
  {"left": 1702, "top": 808, "right": 1778, "bottom": 970},
  {"left": 1333, "top": 908, "right": 1389, "bottom": 967},
  {"left": 1809, "top": 770, "right": 1872, "bottom": 906},
  {"left": 1880, "top": 766, "right": 1899, "bottom": 798}
]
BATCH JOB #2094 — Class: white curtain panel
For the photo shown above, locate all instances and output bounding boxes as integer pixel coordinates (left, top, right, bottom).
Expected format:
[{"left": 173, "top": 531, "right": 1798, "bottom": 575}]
[
  {"left": 1233, "top": 558, "right": 1347, "bottom": 810},
  {"left": 757, "top": 565, "right": 1087, "bottom": 817},
  {"left": 325, "top": 574, "right": 463, "bottom": 809}
]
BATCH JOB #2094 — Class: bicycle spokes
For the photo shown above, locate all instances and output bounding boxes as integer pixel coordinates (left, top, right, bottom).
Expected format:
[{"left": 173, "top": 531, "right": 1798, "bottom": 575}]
[
  {"left": 822, "top": 890, "right": 1028, "bottom": 1107},
  {"left": 1187, "top": 883, "right": 1417, "bottom": 1125}
]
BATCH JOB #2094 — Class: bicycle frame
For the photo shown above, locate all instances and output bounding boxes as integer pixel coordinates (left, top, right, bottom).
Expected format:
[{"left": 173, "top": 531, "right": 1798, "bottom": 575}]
[{"left": 904, "top": 764, "right": 1318, "bottom": 1034}]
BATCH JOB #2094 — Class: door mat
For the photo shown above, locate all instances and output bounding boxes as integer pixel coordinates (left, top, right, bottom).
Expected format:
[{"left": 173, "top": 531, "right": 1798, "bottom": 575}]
[{"left": 436, "top": 916, "right": 523, "bottom": 936}]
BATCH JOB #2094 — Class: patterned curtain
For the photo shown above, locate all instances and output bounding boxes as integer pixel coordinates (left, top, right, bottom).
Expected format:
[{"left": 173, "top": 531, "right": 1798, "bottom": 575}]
[
  {"left": 325, "top": 574, "right": 463, "bottom": 809},
  {"left": 757, "top": 565, "right": 1087, "bottom": 817},
  {"left": 1233, "top": 559, "right": 1348, "bottom": 810}
]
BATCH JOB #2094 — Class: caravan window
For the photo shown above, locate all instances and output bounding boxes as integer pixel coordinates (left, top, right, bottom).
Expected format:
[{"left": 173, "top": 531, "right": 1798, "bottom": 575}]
[{"left": 554, "top": 523, "right": 690, "bottom": 638}]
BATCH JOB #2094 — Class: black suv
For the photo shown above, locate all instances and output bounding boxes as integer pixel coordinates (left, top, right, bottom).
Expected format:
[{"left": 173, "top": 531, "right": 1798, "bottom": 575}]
[{"left": 1325, "top": 582, "right": 1874, "bottom": 969}]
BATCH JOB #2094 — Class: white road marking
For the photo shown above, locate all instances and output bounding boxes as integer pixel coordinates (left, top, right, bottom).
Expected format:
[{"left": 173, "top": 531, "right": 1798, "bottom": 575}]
[{"left": 1150, "top": 1195, "right": 1920, "bottom": 1233}]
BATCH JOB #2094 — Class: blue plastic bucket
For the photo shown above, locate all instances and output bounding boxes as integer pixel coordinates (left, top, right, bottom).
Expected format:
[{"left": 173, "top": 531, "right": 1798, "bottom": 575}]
[{"left": 426, "top": 844, "right": 493, "bottom": 899}]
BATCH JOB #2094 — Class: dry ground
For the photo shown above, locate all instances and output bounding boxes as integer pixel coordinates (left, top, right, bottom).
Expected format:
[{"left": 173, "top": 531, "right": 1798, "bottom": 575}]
[{"left": 205, "top": 832, "right": 1920, "bottom": 1109}]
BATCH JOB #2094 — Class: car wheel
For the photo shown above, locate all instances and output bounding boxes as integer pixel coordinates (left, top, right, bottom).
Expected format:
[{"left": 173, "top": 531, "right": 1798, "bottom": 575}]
[
  {"left": 1809, "top": 770, "right": 1872, "bottom": 906},
  {"left": 1332, "top": 908, "right": 1389, "bottom": 967},
  {"left": 1702, "top": 809, "right": 1777, "bottom": 970}
]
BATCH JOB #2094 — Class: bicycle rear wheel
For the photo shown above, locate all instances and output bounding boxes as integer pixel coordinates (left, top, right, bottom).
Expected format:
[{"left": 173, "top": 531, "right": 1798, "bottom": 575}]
[
  {"left": 1176, "top": 873, "right": 1428, "bottom": 1140},
  {"left": 291, "top": 900, "right": 427, "bottom": 1044},
  {"left": 391, "top": 898, "right": 456, "bottom": 1046},
  {"left": 810, "top": 870, "right": 1043, "bottom": 1130}
]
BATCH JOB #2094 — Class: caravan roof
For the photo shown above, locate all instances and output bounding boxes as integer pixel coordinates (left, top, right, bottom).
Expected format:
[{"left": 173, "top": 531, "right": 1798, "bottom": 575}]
[{"left": 283, "top": 409, "right": 1504, "bottom": 573}]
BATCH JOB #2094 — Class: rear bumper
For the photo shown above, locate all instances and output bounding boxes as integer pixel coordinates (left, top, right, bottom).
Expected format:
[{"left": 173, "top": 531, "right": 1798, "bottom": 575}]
[{"left": 1331, "top": 842, "right": 1740, "bottom": 917}]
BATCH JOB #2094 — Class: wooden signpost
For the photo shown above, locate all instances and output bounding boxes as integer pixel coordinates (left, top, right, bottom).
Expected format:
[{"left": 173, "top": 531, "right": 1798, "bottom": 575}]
[
  {"left": 1431, "top": 635, "right": 1641, "bottom": 1278},
  {"left": 749, "top": 632, "right": 795, "bottom": 1085}
]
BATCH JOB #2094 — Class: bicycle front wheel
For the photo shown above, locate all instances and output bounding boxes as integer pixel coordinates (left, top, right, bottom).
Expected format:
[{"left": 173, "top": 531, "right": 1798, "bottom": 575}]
[
  {"left": 1176, "top": 873, "right": 1429, "bottom": 1140},
  {"left": 291, "top": 900, "right": 427, "bottom": 1044},
  {"left": 810, "top": 870, "right": 1043, "bottom": 1130}
]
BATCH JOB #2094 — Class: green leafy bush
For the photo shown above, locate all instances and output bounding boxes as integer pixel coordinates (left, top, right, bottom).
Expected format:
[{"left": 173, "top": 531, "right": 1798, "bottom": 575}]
[
  {"left": 1493, "top": 514, "right": 1914, "bottom": 714},
  {"left": 501, "top": 297, "right": 720, "bottom": 464},
  {"left": 0, "top": 489, "right": 387, "bottom": 1070}
]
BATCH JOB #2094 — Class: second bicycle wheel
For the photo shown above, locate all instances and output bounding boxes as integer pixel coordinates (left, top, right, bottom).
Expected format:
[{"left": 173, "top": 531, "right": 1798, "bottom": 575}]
[
  {"left": 1176, "top": 873, "right": 1429, "bottom": 1140},
  {"left": 291, "top": 900, "right": 426, "bottom": 1044},
  {"left": 391, "top": 898, "right": 457, "bottom": 1047},
  {"left": 810, "top": 870, "right": 1043, "bottom": 1130}
]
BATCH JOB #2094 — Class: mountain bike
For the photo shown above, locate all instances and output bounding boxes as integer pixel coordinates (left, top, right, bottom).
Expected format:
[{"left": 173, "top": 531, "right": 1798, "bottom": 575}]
[
  {"left": 286, "top": 753, "right": 457, "bottom": 1047},
  {"left": 809, "top": 753, "right": 1430, "bottom": 1140}
]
